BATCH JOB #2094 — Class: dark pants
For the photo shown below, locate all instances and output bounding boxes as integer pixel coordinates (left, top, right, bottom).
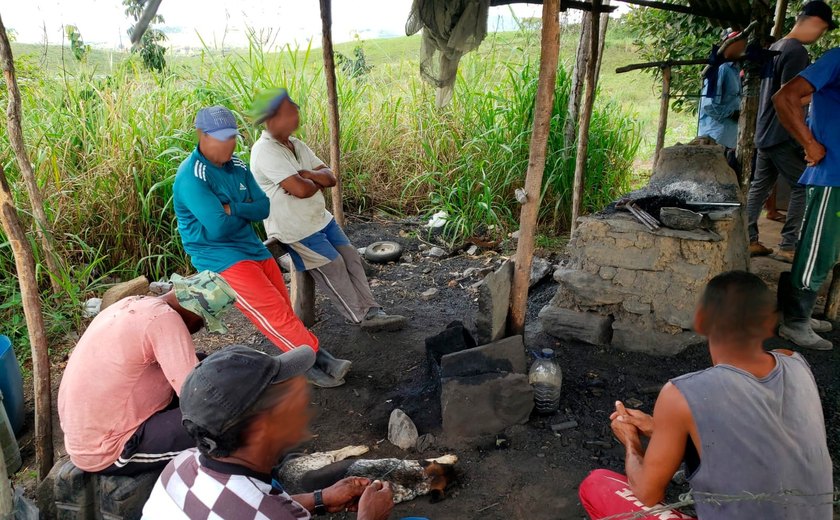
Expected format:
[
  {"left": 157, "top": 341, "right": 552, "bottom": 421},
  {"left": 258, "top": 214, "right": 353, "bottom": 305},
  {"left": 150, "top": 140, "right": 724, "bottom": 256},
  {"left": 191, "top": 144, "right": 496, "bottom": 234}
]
[
  {"left": 746, "top": 141, "right": 807, "bottom": 250},
  {"left": 96, "top": 402, "right": 193, "bottom": 477}
]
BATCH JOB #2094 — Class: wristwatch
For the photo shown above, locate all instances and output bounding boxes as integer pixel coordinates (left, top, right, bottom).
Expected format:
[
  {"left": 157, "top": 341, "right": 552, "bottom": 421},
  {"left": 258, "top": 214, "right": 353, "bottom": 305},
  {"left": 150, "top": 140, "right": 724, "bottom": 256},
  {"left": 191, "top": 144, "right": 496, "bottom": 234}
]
[{"left": 313, "top": 489, "right": 327, "bottom": 516}]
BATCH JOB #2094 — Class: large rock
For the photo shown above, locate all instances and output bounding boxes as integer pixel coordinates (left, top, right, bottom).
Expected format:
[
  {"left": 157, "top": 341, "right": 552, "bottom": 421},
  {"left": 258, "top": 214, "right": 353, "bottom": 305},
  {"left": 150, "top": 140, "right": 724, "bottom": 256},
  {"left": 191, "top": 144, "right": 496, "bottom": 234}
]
[
  {"left": 529, "top": 257, "right": 552, "bottom": 287},
  {"left": 388, "top": 408, "right": 419, "bottom": 450},
  {"left": 476, "top": 261, "right": 513, "bottom": 345},
  {"left": 651, "top": 144, "right": 739, "bottom": 189},
  {"left": 440, "top": 335, "right": 527, "bottom": 378},
  {"left": 441, "top": 373, "right": 534, "bottom": 438},
  {"left": 101, "top": 275, "right": 149, "bottom": 310},
  {"left": 539, "top": 307, "right": 613, "bottom": 346},
  {"left": 611, "top": 320, "right": 702, "bottom": 356}
]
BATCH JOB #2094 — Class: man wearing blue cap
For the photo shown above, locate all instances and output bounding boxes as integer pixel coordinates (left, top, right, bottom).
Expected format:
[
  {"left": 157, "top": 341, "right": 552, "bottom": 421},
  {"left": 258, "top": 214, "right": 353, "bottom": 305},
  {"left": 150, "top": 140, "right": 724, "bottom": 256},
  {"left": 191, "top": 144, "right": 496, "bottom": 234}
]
[
  {"left": 249, "top": 90, "right": 406, "bottom": 332},
  {"left": 172, "top": 105, "right": 352, "bottom": 387}
]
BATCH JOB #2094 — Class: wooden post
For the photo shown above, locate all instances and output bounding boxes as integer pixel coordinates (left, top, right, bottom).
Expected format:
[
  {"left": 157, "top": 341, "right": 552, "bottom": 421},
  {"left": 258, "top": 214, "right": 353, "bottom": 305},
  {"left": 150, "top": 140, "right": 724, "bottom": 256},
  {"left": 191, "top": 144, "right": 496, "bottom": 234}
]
[
  {"left": 824, "top": 264, "right": 840, "bottom": 320},
  {"left": 0, "top": 14, "right": 63, "bottom": 292},
  {"left": 0, "top": 446, "right": 10, "bottom": 518},
  {"left": 509, "top": 0, "right": 561, "bottom": 335},
  {"left": 772, "top": 0, "right": 789, "bottom": 40},
  {"left": 736, "top": 0, "right": 772, "bottom": 186},
  {"left": 319, "top": 0, "right": 346, "bottom": 228},
  {"left": 564, "top": 11, "right": 591, "bottom": 150},
  {"left": 570, "top": 0, "right": 602, "bottom": 234},
  {"left": 290, "top": 270, "right": 317, "bottom": 328},
  {"left": 594, "top": 0, "right": 612, "bottom": 80},
  {"left": 0, "top": 164, "right": 52, "bottom": 479},
  {"left": 653, "top": 66, "right": 671, "bottom": 167}
]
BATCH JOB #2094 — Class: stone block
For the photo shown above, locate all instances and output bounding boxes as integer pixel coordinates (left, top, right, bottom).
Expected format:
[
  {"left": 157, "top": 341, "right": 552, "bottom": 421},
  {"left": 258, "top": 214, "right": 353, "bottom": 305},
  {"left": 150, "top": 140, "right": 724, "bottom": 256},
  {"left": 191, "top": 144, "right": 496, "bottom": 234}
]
[
  {"left": 476, "top": 261, "right": 513, "bottom": 345},
  {"left": 539, "top": 307, "right": 613, "bottom": 346},
  {"left": 582, "top": 243, "right": 661, "bottom": 271},
  {"left": 387, "top": 408, "right": 419, "bottom": 450},
  {"left": 529, "top": 257, "right": 552, "bottom": 287},
  {"left": 441, "top": 373, "right": 534, "bottom": 438},
  {"left": 622, "top": 299, "right": 650, "bottom": 315},
  {"left": 99, "top": 470, "right": 159, "bottom": 519},
  {"left": 101, "top": 276, "right": 149, "bottom": 310},
  {"left": 612, "top": 320, "right": 702, "bottom": 356},
  {"left": 599, "top": 266, "right": 617, "bottom": 280},
  {"left": 659, "top": 207, "right": 704, "bottom": 230},
  {"left": 553, "top": 268, "right": 626, "bottom": 306},
  {"left": 440, "top": 335, "right": 527, "bottom": 378}
]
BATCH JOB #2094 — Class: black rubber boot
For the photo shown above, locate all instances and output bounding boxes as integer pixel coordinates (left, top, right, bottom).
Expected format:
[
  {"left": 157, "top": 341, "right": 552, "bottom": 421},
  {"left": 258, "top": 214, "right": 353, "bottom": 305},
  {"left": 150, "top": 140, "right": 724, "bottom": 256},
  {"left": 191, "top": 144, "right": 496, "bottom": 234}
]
[
  {"left": 315, "top": 348, "right": 352, "bottom": 381},
  {"left": 778, "top": 272, "right": 832, "bottom": 350},
  {"left": 306, "top": 366, "right": 345, "bottom": 388}
]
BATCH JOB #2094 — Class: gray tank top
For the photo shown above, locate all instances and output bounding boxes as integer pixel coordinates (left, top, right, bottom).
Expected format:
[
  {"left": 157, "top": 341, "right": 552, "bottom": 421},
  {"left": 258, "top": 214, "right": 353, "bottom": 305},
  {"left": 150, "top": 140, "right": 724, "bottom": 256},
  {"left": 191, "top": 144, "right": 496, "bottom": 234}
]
[{"left": 671, "top": 352, "right": 833, "bottom": 519}]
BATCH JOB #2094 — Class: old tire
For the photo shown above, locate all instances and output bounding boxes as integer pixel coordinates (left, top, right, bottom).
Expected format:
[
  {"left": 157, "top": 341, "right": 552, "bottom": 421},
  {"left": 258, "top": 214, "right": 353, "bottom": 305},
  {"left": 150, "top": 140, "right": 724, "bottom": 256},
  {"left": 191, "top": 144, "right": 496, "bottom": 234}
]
[{"left": 364, "top": 241, "right": 403, "bottom": 264}]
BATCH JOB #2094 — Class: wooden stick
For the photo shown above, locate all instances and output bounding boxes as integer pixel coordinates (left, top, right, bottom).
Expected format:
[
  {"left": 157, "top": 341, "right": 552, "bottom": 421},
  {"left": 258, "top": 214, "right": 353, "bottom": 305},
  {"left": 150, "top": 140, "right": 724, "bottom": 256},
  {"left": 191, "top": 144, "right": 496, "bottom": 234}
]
[
  {"left": 616, "top": 58, "right": 708, "bottom": 74},
  {"left": 824, "top": 264, "right": 840, "bottom": 320},
  {"left": 0, "top": 445, "right": 10, "bottom": 518},
  {"left": 0, "top": 14, "right": 63, "bottom": 293},
  {"left": 653, "top": 66, "right": 671, "bottom": 167},
  {"left": 772, "top": 0, "right": 790, "bottom": 40},
  {"left": 570, "top": 0, "right": 602, "bottom": 234},
  {"left": 564, "top": 10, "right": 591, "bottom": 151},
  {"left": 0, "top": 163, "right": 53, "bottom": 480},
  {"left": 509, "top": 0, "right": 561, "bottom": 335},
  {"left": 319, "top": 0, "right": 346, "bottom": 228}
]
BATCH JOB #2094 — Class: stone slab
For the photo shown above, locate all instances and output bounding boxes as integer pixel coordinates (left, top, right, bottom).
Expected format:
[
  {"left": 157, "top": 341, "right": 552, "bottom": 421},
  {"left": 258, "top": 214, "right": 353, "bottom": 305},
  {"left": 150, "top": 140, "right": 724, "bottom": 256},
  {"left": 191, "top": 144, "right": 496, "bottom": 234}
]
[
  {"left": 101, "top": 275, "right": 149, "bottom": 310},
  {"left": 611, "top": 320, "right": 702, "bottom": 356},
  {"left": 476, "top": 261, "right": 513, "bottom": 345},
  {"left": 441, "top": 372, "right": 534, "bottom": 438},
  {"left": 553, "top": 268, "right": 627, "bottom": 306},
  {"left": 529, "top": 257, "right": 552, "bottom": 287},
  {"left": 538, "top": 307, "right": 613, "bottom": 346},
  {"left": 440, "top": 335, "right": 527, "bottom": 378}
]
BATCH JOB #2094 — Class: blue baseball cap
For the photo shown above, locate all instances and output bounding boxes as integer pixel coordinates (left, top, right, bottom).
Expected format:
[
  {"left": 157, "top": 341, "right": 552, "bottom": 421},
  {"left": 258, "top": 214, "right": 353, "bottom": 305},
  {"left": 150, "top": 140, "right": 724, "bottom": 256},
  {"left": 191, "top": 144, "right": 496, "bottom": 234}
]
[
  {"left": 195, "top": 106, "right": 239, "bottom": 141},
  {"left": 250, "top": 88, "right": 299, "bottom": 124}
]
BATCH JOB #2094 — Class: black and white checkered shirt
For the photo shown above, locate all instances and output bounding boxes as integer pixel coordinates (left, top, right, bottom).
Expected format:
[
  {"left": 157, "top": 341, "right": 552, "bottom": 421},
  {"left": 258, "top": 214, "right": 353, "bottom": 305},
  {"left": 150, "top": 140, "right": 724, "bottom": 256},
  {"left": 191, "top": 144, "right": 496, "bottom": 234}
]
[{"left": 142, "top": 449, "right": 311, "bottom": 519}]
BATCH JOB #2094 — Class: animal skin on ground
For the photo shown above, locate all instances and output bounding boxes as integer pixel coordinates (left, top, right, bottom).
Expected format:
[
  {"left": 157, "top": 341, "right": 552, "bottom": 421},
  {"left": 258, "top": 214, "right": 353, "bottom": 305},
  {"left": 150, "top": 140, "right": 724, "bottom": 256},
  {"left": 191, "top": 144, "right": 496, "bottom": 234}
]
[{"left": 276, "top": 445, "right": 458, "bottom": 503}]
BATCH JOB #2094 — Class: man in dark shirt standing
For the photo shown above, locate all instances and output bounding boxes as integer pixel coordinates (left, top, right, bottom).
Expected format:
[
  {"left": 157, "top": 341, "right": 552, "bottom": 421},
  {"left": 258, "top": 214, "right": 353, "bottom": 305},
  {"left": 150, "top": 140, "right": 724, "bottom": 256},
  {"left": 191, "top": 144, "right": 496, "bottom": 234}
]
[{"left": 746, "top": 1, "right": 833, "bottom": 261}]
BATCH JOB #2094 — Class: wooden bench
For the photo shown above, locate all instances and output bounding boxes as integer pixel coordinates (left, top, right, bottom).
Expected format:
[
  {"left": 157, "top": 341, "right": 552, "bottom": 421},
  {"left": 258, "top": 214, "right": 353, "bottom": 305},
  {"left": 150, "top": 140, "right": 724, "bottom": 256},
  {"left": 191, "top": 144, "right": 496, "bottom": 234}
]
[{"left": 264, "top": 238, "right": 317, "bottom": 327}]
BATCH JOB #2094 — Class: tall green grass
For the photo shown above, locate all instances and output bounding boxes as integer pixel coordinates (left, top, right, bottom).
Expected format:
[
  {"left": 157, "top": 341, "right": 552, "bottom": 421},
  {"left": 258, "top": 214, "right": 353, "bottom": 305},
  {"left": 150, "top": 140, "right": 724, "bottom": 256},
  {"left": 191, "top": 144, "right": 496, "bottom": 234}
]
[{"left": 0, "top": 27, "right": 640, "bottom": 359}]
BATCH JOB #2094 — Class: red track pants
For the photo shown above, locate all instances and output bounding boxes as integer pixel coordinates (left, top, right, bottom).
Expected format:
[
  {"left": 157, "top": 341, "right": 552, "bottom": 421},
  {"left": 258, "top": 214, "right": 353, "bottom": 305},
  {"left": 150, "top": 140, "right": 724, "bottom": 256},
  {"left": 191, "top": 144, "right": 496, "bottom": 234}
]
[
  {"left": 579, "top": 470, "right": 695, "bottom": 520},
  {"left": 220, "top": 258, "right": 319, "bottom": 352}
]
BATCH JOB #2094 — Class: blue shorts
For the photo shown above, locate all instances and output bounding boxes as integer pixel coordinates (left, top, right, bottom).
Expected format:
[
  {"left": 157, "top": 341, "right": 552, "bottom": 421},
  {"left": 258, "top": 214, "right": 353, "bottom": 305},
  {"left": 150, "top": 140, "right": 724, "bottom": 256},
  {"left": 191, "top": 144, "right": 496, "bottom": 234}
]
[{"left": 285, "top": 219, "right": 351, "bottom": 271}]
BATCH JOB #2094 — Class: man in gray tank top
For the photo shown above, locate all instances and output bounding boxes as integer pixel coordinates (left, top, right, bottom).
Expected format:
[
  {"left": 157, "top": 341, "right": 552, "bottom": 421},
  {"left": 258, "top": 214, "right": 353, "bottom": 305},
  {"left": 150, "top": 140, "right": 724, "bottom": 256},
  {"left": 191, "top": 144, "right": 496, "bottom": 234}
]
[{"left": 579, "top": 271, "right": 833, "bottom": 519}]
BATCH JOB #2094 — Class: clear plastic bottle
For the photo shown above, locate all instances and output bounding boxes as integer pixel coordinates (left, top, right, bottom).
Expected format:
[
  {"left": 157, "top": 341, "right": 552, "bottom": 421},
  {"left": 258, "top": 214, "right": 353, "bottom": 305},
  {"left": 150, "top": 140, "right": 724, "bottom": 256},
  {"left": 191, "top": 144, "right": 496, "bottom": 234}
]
[{"left": 529, "top": 348, "right": 562, "bottom": 415}]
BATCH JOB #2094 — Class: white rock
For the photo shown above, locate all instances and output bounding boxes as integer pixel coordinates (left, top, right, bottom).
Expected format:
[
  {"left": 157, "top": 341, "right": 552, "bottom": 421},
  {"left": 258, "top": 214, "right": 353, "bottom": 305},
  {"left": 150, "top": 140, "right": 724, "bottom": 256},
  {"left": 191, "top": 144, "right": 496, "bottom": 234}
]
[
  {"left": 426, "top": 246, "right": 446, "bottom": 258},
  {"left": 466, "top": 245, "right": 479, "bottom": 256},
  {"left": 357, "top": 247, "right": 367, "bottom": 256},
  {"left": 420, "top": 288, "right": 438, "bottom": 301},
  {"left": 83, "top": 298, "right": 102, "bottom": 318},
  {"left": 426, "top": 211, "right": 449, "bottom": 229},
  {"left": 388, "top": 409, "right": 419, "bottom": 450}
]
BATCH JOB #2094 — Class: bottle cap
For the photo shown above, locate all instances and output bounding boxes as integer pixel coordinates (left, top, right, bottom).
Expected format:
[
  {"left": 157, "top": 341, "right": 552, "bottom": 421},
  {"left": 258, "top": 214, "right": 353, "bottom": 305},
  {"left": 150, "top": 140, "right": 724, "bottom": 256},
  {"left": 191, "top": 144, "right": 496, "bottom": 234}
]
[{"left": 541, "top": 348, "right": 554, "bottom": 358}]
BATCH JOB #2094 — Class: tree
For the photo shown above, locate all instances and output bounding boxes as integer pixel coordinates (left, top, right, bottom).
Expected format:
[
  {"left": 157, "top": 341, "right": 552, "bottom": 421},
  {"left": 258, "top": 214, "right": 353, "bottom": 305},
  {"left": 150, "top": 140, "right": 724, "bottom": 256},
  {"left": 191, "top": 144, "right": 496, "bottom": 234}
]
[
  {"left": 65, "top": 25, "right": 90, "bottom": 62},
  {"left": 123, "top": 0, "right": 167, "bottom": 72},
  {"left": 624, "top": 0, "right": 840, "bottom": 114}
]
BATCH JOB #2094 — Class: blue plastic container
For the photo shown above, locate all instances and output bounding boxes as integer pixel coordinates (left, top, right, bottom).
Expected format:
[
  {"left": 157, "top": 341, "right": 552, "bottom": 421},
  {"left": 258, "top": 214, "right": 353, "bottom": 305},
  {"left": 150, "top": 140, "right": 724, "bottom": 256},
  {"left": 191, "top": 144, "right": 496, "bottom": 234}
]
[{"left": 0, "top": 335, "right": 25, "bottom": 435}]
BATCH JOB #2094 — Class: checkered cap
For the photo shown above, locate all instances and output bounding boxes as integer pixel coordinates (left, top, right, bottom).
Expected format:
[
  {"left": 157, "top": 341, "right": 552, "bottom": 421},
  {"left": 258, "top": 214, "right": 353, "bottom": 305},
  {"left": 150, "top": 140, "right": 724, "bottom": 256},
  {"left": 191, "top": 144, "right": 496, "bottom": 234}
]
[{"left": 155, "top": 449, "right": 311, "bottom": 520}]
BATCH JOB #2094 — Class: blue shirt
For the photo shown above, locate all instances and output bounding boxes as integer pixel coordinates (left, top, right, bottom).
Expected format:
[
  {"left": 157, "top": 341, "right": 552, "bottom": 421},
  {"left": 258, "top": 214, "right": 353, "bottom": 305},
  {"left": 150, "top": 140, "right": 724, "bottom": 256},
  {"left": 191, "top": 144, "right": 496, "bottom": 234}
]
[
  {"left": 799, "top": 48, "right": 840, "bottom": 187},
  {"left": 173, "top": 147, "right": 271, "bottom": 273},
  {"left": 698, "top": 62, "right": 742, "bottom": 149}
]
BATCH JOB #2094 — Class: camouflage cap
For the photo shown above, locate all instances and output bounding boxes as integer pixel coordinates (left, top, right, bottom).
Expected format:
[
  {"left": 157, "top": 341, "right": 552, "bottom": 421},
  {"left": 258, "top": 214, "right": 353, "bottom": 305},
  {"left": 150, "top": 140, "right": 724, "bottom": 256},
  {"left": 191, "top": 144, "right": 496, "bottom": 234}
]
[
  {"left": 249, "top": 88, "right": 298, "bottom": 124},
  {"left": 170, "top": 271, "right": 237, "bottom": 334}
]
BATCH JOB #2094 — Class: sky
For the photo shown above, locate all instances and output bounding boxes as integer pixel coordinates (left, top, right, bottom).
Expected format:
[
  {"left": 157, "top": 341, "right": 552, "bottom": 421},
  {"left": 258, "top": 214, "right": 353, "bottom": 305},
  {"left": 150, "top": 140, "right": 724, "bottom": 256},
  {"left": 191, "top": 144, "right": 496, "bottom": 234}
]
[{"left": 1, "top": 0, "right": 575, "bottom": 50}]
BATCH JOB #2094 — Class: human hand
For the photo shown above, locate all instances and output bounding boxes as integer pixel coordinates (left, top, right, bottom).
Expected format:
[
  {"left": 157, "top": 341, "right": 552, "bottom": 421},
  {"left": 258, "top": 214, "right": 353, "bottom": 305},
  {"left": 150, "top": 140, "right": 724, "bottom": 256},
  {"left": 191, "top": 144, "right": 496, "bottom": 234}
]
[
  {"left": 358, "top": 480, "right": 394, "bottom": 520},
  {"left": 804, "top": 140, "right": 826, "bottom": 166},
  {"left": 609, "top": 400, "right": 653, "bottom": 437},
  {"left": 323, "top": 477, "right": 370, "bottom": 513},
  {"left": 222, "top": 203, "right": 231, "bottom": 215},
  {"left": 610, "top": 401, "right": 642, "bottom": 446},
  {"left": 298, "top": 170, "right": 312, "bottom": 180}
]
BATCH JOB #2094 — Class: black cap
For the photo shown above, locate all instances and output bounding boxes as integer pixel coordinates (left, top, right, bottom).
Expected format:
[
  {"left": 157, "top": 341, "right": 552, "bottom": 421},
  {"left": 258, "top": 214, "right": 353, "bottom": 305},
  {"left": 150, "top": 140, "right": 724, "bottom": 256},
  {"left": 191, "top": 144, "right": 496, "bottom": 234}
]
[
  {"left": 180, "top": 345, "right": 316, "bottom": 437},
  {"left": 801, "top": 1, "right": 837, "bottom": 30}
]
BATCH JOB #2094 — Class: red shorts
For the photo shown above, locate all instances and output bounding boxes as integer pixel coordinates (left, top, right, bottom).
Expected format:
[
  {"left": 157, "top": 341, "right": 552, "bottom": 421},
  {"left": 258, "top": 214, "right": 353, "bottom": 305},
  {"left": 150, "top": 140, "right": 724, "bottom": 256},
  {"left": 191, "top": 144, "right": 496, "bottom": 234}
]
[
  {"left": 220, "top": 258, "right": 319, "bottom": 352},
  {"left": 579, "top": 470, "right": 695, "bottom": 520}
]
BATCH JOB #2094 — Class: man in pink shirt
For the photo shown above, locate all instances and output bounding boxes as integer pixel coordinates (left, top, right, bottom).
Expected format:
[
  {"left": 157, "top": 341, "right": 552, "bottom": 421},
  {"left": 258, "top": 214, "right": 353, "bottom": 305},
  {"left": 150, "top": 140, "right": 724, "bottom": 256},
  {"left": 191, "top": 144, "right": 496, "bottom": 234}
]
[{"left": 58, "top": 271, "right": 237, "bottom": 476}]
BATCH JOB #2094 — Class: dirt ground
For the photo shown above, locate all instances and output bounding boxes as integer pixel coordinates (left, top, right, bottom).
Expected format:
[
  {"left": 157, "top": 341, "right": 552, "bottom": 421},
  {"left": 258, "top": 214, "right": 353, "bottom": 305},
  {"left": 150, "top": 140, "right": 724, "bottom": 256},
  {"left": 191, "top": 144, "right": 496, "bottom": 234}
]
[{"left": 11, "top": 215, "right": 840, "bottom": 519}]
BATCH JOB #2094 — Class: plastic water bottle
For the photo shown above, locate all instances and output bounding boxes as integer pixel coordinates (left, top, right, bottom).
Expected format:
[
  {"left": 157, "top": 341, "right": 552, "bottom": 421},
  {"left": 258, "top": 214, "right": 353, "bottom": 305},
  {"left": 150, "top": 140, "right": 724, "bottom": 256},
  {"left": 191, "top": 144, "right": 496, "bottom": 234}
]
[{"left": 529, "top": 348, "right": 562, "bottom": 414}]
